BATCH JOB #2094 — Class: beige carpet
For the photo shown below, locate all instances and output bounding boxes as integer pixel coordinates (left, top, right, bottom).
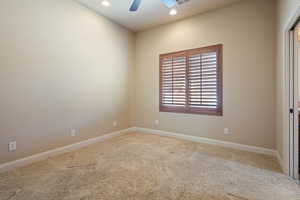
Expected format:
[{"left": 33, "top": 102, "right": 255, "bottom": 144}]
[{"left": 0, "top": 132, "right": 299, "bottom": 200}]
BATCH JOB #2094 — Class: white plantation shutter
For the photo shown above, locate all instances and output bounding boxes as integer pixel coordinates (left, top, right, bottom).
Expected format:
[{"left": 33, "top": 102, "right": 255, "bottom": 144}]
[{"left": 160, "top": 44, "right": 223, "bottom": 116}]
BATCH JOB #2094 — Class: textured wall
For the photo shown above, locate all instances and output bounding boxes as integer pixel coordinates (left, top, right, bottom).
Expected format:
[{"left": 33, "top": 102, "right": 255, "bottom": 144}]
[
  {"left": 134, "top": 0, "right": 276, "bottom": 149},
  {"left": 0, "top": 0, "right": 135, "bottom": 164},
  {"left": 0, "top": 0, "right": 280, "bottom": 166}
]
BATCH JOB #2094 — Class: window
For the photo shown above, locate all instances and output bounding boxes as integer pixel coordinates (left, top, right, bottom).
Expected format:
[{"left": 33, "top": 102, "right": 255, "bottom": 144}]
[{"left": 159, "top": 44, "right": 223, "bottom": 116}]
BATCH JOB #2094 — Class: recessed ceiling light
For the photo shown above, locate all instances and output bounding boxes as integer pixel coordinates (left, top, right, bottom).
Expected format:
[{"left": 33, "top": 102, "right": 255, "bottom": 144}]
[
  {"left": 169, "top": 8, "right": 177, "bottom": 16},
  {"left": 101, "top": 0, "right": 110, "bottom": 7}
]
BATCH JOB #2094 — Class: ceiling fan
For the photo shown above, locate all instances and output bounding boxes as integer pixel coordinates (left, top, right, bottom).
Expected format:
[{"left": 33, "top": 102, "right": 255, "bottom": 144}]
[{"left": 129, "top": 0, "right": 177, "bottom": 12}]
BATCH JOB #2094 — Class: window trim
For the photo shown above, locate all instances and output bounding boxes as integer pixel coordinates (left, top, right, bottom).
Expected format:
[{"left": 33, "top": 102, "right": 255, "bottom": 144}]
[{"left": 159, "top": 44, "right": 223, "bottom": 116}]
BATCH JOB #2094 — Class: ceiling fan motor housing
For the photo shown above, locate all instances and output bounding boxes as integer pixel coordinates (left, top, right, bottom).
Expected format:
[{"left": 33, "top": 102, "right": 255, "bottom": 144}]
[{"left": 176, "top": 0, "right": 190, "bottom": 5}]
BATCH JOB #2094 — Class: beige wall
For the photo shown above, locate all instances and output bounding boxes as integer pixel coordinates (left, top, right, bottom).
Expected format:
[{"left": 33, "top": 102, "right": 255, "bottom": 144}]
[
  {"left": 0, "top": 0, "right": 135, "bottom": 164},
  {"left": 0, "top": 0, "right": 279, "bottom": 166},
  {"left": 134, "top": 0, "right": 277, "bottom": 149},
  {"left": 276, "top": 0, "right": 300, "bottom": 173}
]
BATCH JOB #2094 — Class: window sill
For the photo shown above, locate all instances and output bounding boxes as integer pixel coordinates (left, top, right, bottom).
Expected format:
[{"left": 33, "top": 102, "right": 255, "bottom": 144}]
[{"left": 159, "top": 108, "right": 223, "bottom": 116}]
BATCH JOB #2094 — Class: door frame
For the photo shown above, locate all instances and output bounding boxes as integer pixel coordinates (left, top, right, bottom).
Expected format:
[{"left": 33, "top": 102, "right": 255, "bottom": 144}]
[
  {"left": 287, "top": 28, "right": 299, "bottom": 180},
  {"left": 284, "top": 9, "right": 300, "bottom": 180}
]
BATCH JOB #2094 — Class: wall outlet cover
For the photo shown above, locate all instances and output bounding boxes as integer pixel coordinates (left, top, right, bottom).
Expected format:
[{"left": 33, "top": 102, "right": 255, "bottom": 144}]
[
  {"left": 8, "top": 141, "right": 17, "bottom": 152},
  {"left": 71, "top": 129, "right": 76, "bottom": 137},
  {"left": 224, "top": 128, "right": 230, "bottom": 135},
  {"left": 113, "top": 121, "right": 118, "bottom": 127},
  {"left": 155, "top": 120, "right": 160, "bottom": 126}
]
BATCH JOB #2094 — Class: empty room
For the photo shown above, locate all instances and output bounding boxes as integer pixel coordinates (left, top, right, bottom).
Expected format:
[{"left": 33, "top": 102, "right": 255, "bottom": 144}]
[{"left": 0, "top": 0, "right": 300, "bottom": 199}]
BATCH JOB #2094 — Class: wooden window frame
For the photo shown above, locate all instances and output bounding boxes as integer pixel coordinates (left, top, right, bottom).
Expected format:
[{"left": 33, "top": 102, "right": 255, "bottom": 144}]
[{"left": 159, "top": 44, "right": 223, "bottom": 116}]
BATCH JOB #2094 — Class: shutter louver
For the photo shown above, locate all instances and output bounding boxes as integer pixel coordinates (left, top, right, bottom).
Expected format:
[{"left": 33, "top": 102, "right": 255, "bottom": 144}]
[
  {"left": 161, "top": 55, "right": 187, "bottom": 108},
  {"left": 160, "top": 44, "right": 223, "bottom": 116},
  {"left": 188, "top": 52, "right": 218, "bottom": 109}
]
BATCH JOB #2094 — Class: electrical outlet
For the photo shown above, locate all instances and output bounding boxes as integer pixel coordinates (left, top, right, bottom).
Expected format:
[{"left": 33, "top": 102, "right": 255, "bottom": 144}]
[
  {"left": 8, "top": 141, "right": 17, "bottom": 152},
  {"left": 155, "top": 120, "right": 160, "bottom": 126},
  {"left": 71, "top": 129, "right": 76, "bottom": 137},
  {"left": 224, "top": 128, "right": 230, "bottom": 135},
  {"left": 113, "top": 121, "right": 118, "bottom": 127}
]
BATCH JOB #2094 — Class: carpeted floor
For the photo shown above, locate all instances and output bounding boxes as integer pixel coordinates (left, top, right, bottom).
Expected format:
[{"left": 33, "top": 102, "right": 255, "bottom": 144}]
[{"left": 0, "top": 132, "right": 299, "bottom": 200}]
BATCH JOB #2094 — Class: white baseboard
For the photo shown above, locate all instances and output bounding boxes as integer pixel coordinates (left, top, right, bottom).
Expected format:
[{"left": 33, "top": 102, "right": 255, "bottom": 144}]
[
  {"left": 276, "top": 151, "right": 284, "bottom": 172},
  {"left": 0, "top": 127, "right": 281, "bottom": 174},
  {"left": 0, "top": 128, "right": 134, "bottom": 173},
  {"left": 134, "top": 127, "right": 277, "bottom": 157}
]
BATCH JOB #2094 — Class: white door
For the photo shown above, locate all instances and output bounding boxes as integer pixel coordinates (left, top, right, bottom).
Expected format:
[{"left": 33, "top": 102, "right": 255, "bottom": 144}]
[
  {"left": 293, "top": 27, "right": 299, "bottom": 180},
  {"left": 289, "top": 27, "right": 299, "bottom": 180}
]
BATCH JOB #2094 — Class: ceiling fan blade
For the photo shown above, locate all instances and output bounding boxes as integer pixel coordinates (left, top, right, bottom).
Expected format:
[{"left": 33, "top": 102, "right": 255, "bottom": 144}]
[
  {"left": 129, "top": 0, "right": 142, "bottom": 11},
  {"left": 161, "top": 0, "right": 177, "bottom": 8}
]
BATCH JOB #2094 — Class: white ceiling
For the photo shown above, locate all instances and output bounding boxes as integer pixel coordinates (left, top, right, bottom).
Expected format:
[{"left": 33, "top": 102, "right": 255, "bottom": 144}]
[{"left": 76, "top": 0, "right": 242, "bottom": 32}]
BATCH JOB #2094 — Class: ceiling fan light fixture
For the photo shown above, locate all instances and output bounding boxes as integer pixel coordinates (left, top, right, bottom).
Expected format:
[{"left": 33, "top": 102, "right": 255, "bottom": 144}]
[
  {"left": 101, "top": 0, "right": 111, "bottom": 7},
  {"left": 169, "top": 8, "right": 177, "bottom": 16}
]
